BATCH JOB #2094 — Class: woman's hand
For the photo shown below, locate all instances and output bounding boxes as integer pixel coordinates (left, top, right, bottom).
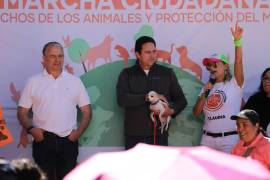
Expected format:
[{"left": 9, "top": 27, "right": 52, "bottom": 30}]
[{"left": 231, "top": 21, "right": 244, "bottom": 41}]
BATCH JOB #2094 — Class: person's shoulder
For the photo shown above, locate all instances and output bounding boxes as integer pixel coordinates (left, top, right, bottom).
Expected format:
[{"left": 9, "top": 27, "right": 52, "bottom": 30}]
[
  {"left": 120, "top": 65, "right": 137, "bottom": 74},
  {"left": 248, "top": 92, "right": 265, "bottom": 101},
  {"left": 256, "top": 135, "right": 270, "bottom": 147},
  {"left": 227, "top": 76, "right": 243, "bottom": 89},
  {"left": 233, "top": 140, "right": 243, "bottom": 148},
  {"left": 127, "top": 64, "right": 138, "bottom": 70},
  {"left": 63, "top": 71, "right": 82, "bottom": 82},
  {"left": 255, "top": 92, "right": 267, "bottom": 99},
  {"left": 155, "top": 63, "right": 171, "bottom": 69},
  {"left": 27, "top": 72, "right": 44, "bottom": 83},
  {"left": 231, "top": 140, "right": 243, "bottom": 154},
  {"left": 155, "top": 63, "right": 173, "bottom": 73},
  {"left": 256, "top": 137, "right": 270, "bottom": 153},
  {"left": 63, "top": 71, "right": 77, "bottom": 78}
]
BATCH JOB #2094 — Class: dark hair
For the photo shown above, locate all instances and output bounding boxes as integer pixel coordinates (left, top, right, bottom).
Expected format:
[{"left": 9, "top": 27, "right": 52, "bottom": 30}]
[
  {"left": 223, "top": 68, "right": 232, "bottom": 82},
  {"left": 0, "top": 159, "right": 17, "bottom": 180},
  {"left": 231, "top": 109, "right": 260, "bottom": 126},
  {"left": 42, "top": 41, "right": 63, "bottom": 56},
  {"left": 135, "top": 36, "right": 156, "bottom": 53},
  {"left": 259, "top": 67, "right": 270, "bottom": 95},
  {"left": 11, "top": 159, "right": 47, "bottom": 180}
]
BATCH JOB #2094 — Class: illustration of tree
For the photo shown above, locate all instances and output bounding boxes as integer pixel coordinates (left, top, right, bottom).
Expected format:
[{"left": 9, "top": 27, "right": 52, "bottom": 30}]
[
  {"left": 134, "top": 24, "right": 154, "bottom": 41},
  {"left": 67, "top": 38, "right": 90, "bottom": 73}
]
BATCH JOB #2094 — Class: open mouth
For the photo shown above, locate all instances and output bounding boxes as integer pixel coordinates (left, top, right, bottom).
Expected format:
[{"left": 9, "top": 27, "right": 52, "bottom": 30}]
[
  {"left": 210, "top": 71, "right": 216, "bottom": 75},
  {"left": 239, "top": 133, "right": 246, "bottom": 139}
]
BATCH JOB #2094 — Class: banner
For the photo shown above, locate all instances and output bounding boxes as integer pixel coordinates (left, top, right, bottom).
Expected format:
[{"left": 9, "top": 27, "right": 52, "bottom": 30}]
[{"left": 1, "top": 0, "right": 270, "bottom": 154}]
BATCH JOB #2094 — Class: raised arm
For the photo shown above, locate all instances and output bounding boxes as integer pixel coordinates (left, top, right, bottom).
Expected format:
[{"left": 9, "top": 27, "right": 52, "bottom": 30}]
[{"left": 231, "top": 22, "right": 244, "bottom": 87}]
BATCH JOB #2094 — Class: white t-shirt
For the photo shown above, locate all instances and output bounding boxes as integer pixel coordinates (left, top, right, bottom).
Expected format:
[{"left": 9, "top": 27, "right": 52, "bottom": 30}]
[
  {"left": 18, "top": 70, "right": 90, "bottom": 137},
  {"left": 267, "top": 124, "right": 270, "bottom": 137},
  {"left": 201, "top": 77, "right": 243, "bottom": 132},
  {"left": 144, "top": 70, "right": 149, "bottom": 75}
]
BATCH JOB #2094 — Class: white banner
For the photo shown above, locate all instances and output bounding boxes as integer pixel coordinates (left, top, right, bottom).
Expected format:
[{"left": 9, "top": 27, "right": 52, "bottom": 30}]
[{"left": 1, "top": 0, "right": 270, "bottom": 159}]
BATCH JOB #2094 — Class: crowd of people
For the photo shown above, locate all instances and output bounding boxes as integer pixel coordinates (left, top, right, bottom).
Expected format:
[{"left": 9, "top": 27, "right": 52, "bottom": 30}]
[
  {"left": 0, "top": 158, "right": 46, "bottom": 180},
  {"left": 1, "top": 22, "right": 270, "bottom": 179}
]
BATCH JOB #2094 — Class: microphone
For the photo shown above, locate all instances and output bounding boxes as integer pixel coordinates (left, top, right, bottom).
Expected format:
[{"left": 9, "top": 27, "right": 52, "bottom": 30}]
[{"left": 205, "top": 74, "right": 216, "bottom": 98}]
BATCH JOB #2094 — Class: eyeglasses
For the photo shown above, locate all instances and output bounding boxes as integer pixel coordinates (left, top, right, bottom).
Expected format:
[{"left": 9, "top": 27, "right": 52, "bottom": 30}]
[
  {"left": 45, "top": 55, "right": 64, "bottom": 61},
  {"left": 262, "top": 77, "right": 270, "bottom": 82},
  {"left": 206, "top": 62, "right": 217, "bottom": 71}
]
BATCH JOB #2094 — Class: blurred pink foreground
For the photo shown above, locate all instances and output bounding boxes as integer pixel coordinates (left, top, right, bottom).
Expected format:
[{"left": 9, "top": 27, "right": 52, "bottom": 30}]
[{"left": 64, "top": 143, "right": 270, "bottom": 180}]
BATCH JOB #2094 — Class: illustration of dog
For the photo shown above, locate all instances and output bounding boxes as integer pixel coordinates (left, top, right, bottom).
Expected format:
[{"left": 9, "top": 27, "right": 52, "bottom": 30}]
[
  {"left": 146, "top": 91, "right": 171, "bottom": 134},
  {"left": 115, "top": 44, "right": 130, "bottom": 68},
  {"left": 62, "top": 35, "right": 71, "bottom": 48},
  {"left": 65, "top": 64, "right": 74, "bottom": 74},
  {"left": 9, "top": 82, "right": 20, "bottom": 104},
  {"left": 85, "top": 35, "right": 113, "bottom": 70},
  {"left": 156, "top": 44, "right": 174, "bottom": 64},
  {"left": 176, "top": 46, "right": 202, "bottom": 80}
]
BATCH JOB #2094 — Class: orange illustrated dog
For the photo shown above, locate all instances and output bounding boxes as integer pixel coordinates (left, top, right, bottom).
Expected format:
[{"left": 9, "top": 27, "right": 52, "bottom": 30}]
[
  {"left": 9, "top": 82, "right": 20, "bottom": 104},
  {"left": 156, "top": 44, "right": 174, "bottom": 64},
  {"left": 176, "top": 46, "right": 202, "bottom": 80},
  {"left": 115, "top": 44, "right": 130, "bottom": 68}
]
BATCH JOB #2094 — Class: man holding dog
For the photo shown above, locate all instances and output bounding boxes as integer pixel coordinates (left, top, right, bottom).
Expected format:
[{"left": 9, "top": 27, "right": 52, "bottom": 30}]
[
  {"left": 116, "top": 36, "right": 187, "bottom": 149},
  {"left": 17, "top": 42, "right": 91, "bottom": 180}
]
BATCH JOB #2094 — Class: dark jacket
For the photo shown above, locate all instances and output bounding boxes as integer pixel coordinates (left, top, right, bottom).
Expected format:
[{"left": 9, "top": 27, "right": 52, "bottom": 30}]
[
  {"left": 116, "top": 62, "right": 187, "bottom": 136},
  {"left": 244, "top": 92, "right": 270, "bottom": 130}
]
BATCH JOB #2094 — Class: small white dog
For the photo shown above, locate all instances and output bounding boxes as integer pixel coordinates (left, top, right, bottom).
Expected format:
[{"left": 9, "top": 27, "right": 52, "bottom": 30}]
[{"left": 146, "top": 91, "right": 171, "bottom": 133}]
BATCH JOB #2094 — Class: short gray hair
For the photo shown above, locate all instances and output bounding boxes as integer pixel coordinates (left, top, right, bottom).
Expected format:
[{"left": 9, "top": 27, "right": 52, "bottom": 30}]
[{"left": 42, "top": 41, "right": 63, "bottom": 56}]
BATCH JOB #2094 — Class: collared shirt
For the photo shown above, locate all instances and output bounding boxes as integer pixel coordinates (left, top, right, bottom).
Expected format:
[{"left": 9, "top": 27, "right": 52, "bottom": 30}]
[
  {"left": 232, "top": 133, "right": 270, "bottom": 169},
  {"left": 19, "top": 70, "right": 90, "bottom": 137}
]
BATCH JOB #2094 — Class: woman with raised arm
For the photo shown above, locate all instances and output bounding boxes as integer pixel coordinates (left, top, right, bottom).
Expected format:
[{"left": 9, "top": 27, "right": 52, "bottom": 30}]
[{"left": 193, "top": 22, "right": 244, "bottom": 153}]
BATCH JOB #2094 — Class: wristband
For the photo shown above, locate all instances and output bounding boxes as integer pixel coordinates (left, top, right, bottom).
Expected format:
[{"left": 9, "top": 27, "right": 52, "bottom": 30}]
[
  {"left": 234, "top": 38, "right": 242, "bottom": 47},
  {"left": 26, "top": 126, "right": 34, "bottom": 134}
]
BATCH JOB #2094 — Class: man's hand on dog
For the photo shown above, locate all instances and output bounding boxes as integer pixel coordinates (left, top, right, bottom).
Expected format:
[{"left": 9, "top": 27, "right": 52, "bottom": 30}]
[
  {"left": 149, "top": 102, "right": 174, "bottom": 118},
  {"left": 162, "top": 105, "right": 174, "bottom": 118},
  {"left": 155, "top": 94, "right": 173, "bottom": 117},
  {"left": 158, "top": 94, "right": 168, "bottom": 104}
]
